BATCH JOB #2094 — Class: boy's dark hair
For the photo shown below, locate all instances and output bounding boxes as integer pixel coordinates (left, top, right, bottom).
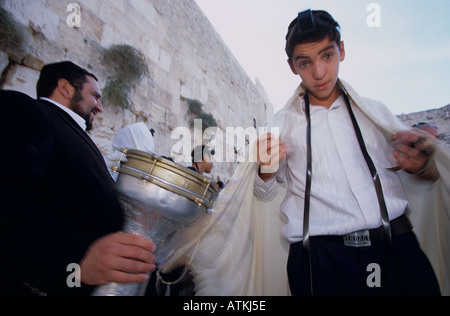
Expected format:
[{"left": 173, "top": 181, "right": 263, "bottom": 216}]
[
  {"left": 285, "top": 10, "right": 341, "bottom": 62},
  {"left": 191, "top": 145, "right": 215, "bottom": 163},
  {"left": 36, "top": 61, "right": 98, "bottom": 98}
]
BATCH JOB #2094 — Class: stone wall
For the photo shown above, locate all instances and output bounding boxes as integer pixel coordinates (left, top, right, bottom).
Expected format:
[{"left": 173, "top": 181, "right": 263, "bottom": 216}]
[{"left": 0, "top": 0, "right": 274, "bottom": 182}]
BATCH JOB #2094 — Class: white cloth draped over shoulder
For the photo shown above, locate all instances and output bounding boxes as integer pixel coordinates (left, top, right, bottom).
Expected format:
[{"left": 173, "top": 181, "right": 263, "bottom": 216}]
[{"left": 159, "top": 79, "right": 449, "bottom": 296}]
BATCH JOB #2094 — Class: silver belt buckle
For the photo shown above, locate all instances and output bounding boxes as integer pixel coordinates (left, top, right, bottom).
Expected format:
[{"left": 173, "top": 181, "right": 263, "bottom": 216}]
[{"left": 343, "top": 230, "right": 372, "bottom": 248}]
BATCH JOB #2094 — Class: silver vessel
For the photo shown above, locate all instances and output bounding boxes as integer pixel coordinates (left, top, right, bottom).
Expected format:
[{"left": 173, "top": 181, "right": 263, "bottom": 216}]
[{"left": 92, "top": 149, "right": 217, "bottom": 296}]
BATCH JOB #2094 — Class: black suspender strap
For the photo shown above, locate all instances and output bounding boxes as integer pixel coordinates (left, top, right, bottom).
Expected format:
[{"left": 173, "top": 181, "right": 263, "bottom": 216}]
[
  {"left": 341, "top": 88, "right": 392, "bottom": 293},
  {"left": 303, "top": 92, "right": 313, "bottom": 253},
  {"left": 302, "top": 88, "right": 392, "bottom": 295},
  {"left": 340, "top": 88, "right": 392, "bottom": 243},
  {"left": 303, "top": 92, "right": 314, "bottom": 295}
]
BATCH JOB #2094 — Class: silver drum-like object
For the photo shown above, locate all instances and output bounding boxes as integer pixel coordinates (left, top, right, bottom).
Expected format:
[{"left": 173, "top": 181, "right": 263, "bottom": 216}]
[{"left": 92, "top": 149, "right": 218, "bottom": 296}]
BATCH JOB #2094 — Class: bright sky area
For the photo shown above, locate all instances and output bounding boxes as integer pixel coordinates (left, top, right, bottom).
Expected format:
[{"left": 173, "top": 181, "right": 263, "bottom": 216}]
[{"left": 195, "top": 0, "right": 450, "bottom": 115}]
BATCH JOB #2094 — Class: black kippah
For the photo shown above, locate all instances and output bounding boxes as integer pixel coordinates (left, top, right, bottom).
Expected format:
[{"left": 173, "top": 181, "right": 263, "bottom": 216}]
[{"left": 297, "top": 9, "right": 315, "bottom": 34}]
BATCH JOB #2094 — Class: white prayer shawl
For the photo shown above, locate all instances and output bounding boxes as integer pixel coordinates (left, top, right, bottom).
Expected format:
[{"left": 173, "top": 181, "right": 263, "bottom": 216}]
[{"left": 161, "top": 79, "right": 449, "bottom": 296}]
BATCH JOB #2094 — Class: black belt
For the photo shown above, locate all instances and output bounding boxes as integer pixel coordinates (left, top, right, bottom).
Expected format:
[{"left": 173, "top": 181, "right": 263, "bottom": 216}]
[{"left": 315, "top": 214, "right": 413, "bottom": 248}]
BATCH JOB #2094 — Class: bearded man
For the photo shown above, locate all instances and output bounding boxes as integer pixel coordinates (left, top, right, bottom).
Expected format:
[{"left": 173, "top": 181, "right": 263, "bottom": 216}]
[{"left": 0, "top": 61, "right": 156, "bottom": 296}]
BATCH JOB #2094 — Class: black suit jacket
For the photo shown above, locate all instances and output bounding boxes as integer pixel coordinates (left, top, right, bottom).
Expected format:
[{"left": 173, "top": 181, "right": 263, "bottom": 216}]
[{"left": 0, "top": 91, "right": 124, "bottom": 296}]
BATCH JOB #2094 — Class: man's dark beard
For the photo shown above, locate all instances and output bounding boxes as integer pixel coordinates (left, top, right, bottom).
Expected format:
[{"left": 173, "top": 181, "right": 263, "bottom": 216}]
[{"left": 69, "top": 90, "right": 94, "bottom": 131}]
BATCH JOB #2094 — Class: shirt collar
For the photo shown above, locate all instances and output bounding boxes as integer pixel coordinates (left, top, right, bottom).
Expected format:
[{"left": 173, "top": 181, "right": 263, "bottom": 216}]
[
  {"left": 39, "top": 97, "right": 87, "bottom": 131},
  {"left": 301, "top": 95, "right": 345, "bottom": 113}
]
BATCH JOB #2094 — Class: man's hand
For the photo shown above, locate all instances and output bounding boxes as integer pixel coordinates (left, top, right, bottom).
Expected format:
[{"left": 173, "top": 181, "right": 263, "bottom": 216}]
[
  {"left": 392, "top": 129, "right": 439, "bottom": 180},
  {"left": 80, "top": 232, "right": 157, "bottom": 286},
  {"left": 257, "top": 133, "right": 287, "bottom": 182}
]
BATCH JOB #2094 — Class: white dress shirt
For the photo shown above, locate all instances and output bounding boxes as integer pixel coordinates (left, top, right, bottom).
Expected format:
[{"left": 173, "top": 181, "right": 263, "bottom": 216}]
[
  {"left": 39, "top": 97, "right": 87, "bottom": 131},
  {"left": 255, "top": 95, "right": 408, "bottom": 243}
]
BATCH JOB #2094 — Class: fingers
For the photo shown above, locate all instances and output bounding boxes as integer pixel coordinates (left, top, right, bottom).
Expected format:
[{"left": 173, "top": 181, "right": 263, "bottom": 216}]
[
  {"left": 393, "top": 147, "right": 427, "bottom": 172},
  {"left": 102, "top": 233, "right": 157, "bottom": 267},
  {"left": 393, "top": 130, "right": 436, "bottom": 150},
  {"left": 259, "top": 140, "right": 285, "bottom": 164},
  {"left": 257, "top": 132, "right": 273, "bottom": 143},
  {"left": 80, "top": 233, "right": 157, "bottom": 286},
  {"left": 108, "top": 232, "right": 157, "bottom": 266},
  {"left": 115, "top": 232, "right": 157, "bottom": 254},
  {"left": 392, "top": 130, "right": 420, "bottom": 143},
  {"left": 257, "top": 133, "right": 287, "bottom": 167},
  {"left": 392, "top": 130, "right": 433, "bottom": 173}
]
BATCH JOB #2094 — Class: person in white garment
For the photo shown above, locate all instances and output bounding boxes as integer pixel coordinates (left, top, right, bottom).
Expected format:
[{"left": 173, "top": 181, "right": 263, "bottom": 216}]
[
  {"left": 104, "top": 122, "right": 156, "bottom": 181},
  {"left": 253, "top": 9, "right": 443, "bottom": 296}
]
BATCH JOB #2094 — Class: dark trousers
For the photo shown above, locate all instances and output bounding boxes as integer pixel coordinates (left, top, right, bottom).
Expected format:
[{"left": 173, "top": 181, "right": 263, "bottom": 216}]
[{"left": 287, "top": 231, "right": 441, "bottom": 296}]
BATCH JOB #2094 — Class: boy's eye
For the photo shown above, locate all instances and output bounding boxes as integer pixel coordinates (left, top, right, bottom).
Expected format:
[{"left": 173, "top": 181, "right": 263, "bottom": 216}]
[{"left": 299, "top": 62, "right": 309, "bottom": 68}]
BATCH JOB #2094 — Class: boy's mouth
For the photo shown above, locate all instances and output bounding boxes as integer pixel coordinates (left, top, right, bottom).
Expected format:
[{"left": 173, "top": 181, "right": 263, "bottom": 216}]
[{"left": 315, "top": 82, "right": 329, "bottom": 91}]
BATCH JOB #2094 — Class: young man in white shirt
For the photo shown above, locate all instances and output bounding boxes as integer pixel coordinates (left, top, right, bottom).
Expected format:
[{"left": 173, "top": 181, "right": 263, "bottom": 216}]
[{"left": 255, "top": 10, "right": 441, "bottom": 296}]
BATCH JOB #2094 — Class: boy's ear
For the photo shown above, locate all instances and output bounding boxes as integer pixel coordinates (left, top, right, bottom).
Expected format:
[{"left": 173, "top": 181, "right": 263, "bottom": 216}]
[{"left": 339, "top": 41, "right": 346, "bottom": 62}]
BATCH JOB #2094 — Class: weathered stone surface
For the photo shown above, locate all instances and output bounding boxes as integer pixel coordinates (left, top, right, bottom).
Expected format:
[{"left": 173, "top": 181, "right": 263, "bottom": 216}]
[
  {"left": 1, "top": 64, "right": 40, "bottom": 97},
  {"left": 0, "top": 0, "right": 274, "bottom": 181},
  {"left": 0, "top": 51, "right": 9, "bottom": 75}
]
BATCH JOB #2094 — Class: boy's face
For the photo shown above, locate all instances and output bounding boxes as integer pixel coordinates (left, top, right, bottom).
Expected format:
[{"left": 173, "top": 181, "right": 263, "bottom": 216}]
[{"left": 288, "top": 37, "right": 345, "bottom": 107}]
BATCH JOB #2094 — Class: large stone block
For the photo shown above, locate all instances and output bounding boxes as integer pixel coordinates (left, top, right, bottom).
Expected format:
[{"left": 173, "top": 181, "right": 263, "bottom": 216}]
[
  {"left": 2, "top": 0, "right": 60, "bottom": 41},
  {"left": 1, "top": 64, "right": 39, "bottom": 98}
]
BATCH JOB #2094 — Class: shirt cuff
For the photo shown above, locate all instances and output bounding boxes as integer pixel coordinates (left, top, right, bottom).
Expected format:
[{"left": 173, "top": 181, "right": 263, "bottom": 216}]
[{"left": 254, "top": 174, "right": 278, "bottom": 201}]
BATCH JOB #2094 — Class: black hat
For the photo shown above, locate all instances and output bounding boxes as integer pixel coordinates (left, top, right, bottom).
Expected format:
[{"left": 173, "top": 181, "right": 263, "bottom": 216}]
[
  {"left": 285, "top": 10, "right": 341, "bottom": 61},
  {"left": 297, "top": 9, "right": 316, "bottom": 34}
]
